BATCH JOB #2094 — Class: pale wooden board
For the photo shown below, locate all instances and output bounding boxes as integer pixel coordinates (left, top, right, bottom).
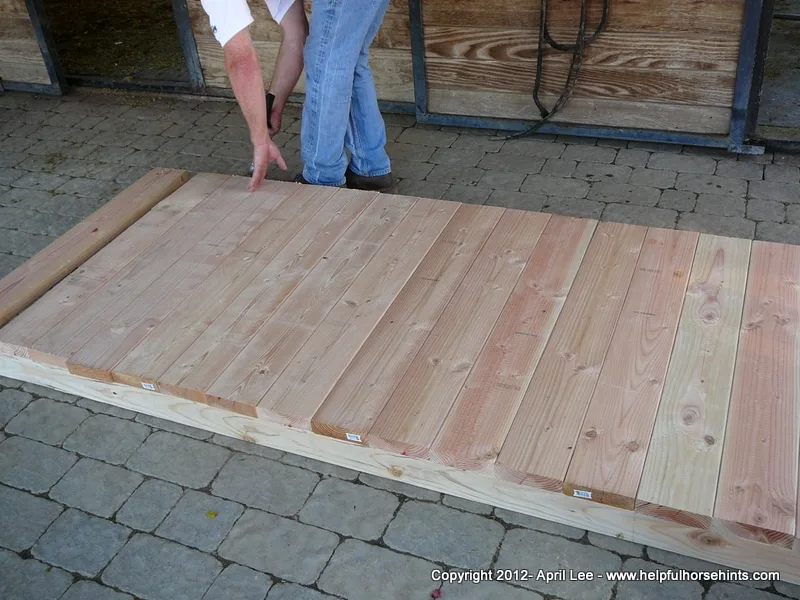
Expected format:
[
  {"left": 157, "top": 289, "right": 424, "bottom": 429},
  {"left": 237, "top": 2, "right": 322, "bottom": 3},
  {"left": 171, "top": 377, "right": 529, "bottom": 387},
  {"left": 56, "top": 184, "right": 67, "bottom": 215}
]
[
  {"left": 0, "top": 14, "right": 49, "bottom": 84},
  {"left": 111, "top": 185, "right": 338, "bottom": 392},
  {"left": 365, "top": 209, "right": 550, "bottom": 456},
  {"left": 262, "top": 197, "right": 460, "bottom": 427},
  {"left": 29, "top": 175, "right": 238, "bottom": 360},
  {"left": 427, "top": 89, "right": 731, "bottom": 135},
  {"left": 2, "top": 352, "right": 799, "bottom": 586},
  {"left": 563, "top": 228, "right": 699, "bottom": 510},
  {"left": 494, "top": 221, "right": 647, "bottom": 490},
  {"left": 0, "top": 173, "right": 223, "bottom": 348},
  {"left": 157, "top": 188, "right": 376, "bottom": 404},
  {"left": 424, "top": 27, "right": 739, "bottom": 71},
  {"left": 203, "top": 193, "right": 415, "bottom": 407},
  {"left": 430, "top": 215, "right": 597, "bottom": 470},
  {"left": 65, "top": 178, "right": 293, "bottom": 382},
  {"left": 637, "top": 235, "right": 752, "bottom": 523},
  {"left": 0, "top": 169, "right": 189, "bottom": 329},
  {"left": 311, "top": 203, "right": 504, "bottom": 442},
  {"left": 714, "top": 241, "right": 800, "bottom": 548}
]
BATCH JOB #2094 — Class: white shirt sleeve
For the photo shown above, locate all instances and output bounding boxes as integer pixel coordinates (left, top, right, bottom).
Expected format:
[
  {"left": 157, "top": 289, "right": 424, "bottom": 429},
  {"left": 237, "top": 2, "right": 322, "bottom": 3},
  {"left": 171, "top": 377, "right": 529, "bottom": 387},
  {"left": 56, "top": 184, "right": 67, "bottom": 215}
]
[{"left": 201, "top": 0, "right": 298, "bottom": 47}]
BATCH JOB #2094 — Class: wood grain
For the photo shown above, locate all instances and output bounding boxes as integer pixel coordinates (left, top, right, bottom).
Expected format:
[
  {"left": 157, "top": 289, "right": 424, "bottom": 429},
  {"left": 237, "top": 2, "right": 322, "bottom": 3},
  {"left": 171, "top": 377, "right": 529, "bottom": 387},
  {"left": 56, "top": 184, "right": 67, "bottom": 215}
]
[
  {"left": 158, "top": 188, "right": 376, "bottom": 402},
  {"left": 637, "top": 235, "right": 751, "bottom": 521},
  {"left": 311, "top": 204, "right": 503, "bottom": 443},
  {"left": 563, "top": 228, "right": 699, "bottom": 510},
  {"left": 494, "top": 221, "right": 647, "bottom": 490},
  {"left": 424, "top": 27, "right": 739, "bottom": 71},
  {"left": 428, "top": 89, "right": 731, "bottom": 134},
  {"left": 30, "top": 175, "right": 235, "bottom": 359},
  {"left": 426, "top": 58, "right": 735, "bottom": 107},
  {"left": 65, "top": 178, "right": 289, "bottom": 382},
  {"left": 714, "top": 241, "right": 800, "bottom": 547},
  {"left": 263, "top": 197, "right": 459, "bottom": 427},
  {"left": 421, "top": 0, "right": 745, "bottom": 35},
  {"left": 0, "top": 169, "right": 189, "bottom": 330},
  {"left": 366, "top": 209, "right": 549, "bottom": 457},
  {"left": 204, "top": 193, "right": 414, "bottom": 408},
  {"left": 430, "top": 215, "right": 596, "bottom": 471},
  {"left": 0, "top": 13, "right": 49, "bottom": 84},
  {"left": 111, "top": 184, "right": 336, "bottom": 390},
  {"left": 0, "top": 173, "right": 219, "bottom": 347}
]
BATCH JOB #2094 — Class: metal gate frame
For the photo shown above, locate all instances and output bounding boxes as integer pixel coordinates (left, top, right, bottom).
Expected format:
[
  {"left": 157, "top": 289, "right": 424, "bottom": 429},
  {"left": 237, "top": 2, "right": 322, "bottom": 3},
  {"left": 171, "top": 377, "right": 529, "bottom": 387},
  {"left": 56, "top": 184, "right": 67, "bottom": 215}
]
[{"left": 405, "top": 0, "right": 774, "bottom": 154}]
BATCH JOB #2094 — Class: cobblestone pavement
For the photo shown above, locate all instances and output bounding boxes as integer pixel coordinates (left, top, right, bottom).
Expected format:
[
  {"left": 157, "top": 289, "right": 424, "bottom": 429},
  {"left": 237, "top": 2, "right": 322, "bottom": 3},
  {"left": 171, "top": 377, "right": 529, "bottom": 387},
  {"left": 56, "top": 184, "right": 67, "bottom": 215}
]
[{"left": 1, "top": 88, "right": 800, "bottom": 600}]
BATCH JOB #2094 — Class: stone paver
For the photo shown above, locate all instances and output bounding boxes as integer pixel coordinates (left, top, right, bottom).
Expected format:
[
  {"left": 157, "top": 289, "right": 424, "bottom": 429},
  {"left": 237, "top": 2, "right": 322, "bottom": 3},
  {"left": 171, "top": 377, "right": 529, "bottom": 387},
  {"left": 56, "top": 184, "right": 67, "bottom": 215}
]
[
  {"left": 0, "top": 388, "right": 32, "bottom": 426},
  {"left": 5, "top": 397, "right": 89, "bottom": 444},
  {"left": 0, "top": 435, "right": 77, "bottom": 493},
  {"left": 442, "top": 494, "right": 493, "bottom": 515},
  {"left": 587, "top": 531, "right": 643, "bottom": 557},
  {"left": 602, "top": 204, "right": 678, "bottom": 228},
  {"left": 494, "top": 507, "right": 586, "bottom": 540},
  {"left": 618, "top": 558, "right": 703, "bottom": 600},
  {"left": 32, "top": 508, "right": 130, "bottom": 576},
  {"left": 706, "top": 582, "right": 782, "bottom": 599},
  {"left": 677, "top": 213, "right": 756, "bottom": 239},
  {"left": 115, "top": 478, "right": 183, "bottom": 532},
  {"left": 694, "top": 194, "right": 747, "bottom": 217},
  {"left": 218, "top": 509, "right": 339, "bottom": 585},
  {"left": 647, "top": 153, "right": 717, "bottom": 174},
  {"left": 0, "top": 548, "right": 73, "bottom": 600},
  {"left": 358, "top": 472, "right": 440, "bottom": 501},
  {"left": 156, "top": 490, "right": 244, "bottom": 552},
  {"left": 588, "top": 182, "right": 662, "bottom": 206},
  {"left": 19, "top": 382, "right": 80, "bottom": 403},
  {"left": 134, "top": 413, "right": 213, "bottom": 440},
  {"left": 267, "top": 583, "right": 334, "bottom": 599},
  {"left": 61, "top": 581, "right": 134, "bottom": 600},
  {"left": 102, "top": 533, "right": 222, "bottom": 600},
  {"left": 317, "top": 539, "right": 439, "bottom": 600},
  {"left": 49, "top": 458, "right": 144, "bottom": 518},
  {"left": 384, "top": 501, "right": 504, "bottom": 569},
  {"left": 280, "top": 453, "right": 359, "bottom": 480},
  {"left": 299, "top": 477, "right": 398, "bottom": 540},
  {"left": 496, "top": 529, "right": 620, "bottom": 600},
  {"left": 210, "top": 433, "right": 284, "bottom": 460},
  {"left": 443, "top": 578, "right": 544, "bottom": 600},
  {"left": 126, "top": 431, "right": 230, "bottom": 488},
  {"left": 0, "top": 483, "right": 63, "bottom": 551},
  {"left": 63, "top": 414, "right": 150, "bottom": 464},
  {"left": 748, "top": 180, "right": 800, "bottom": 203},
  {"left": 204, "top": 564, "right": 272, "bottom": 600},
  {"left": 212, "top": 454, "right": 318, "bottom": 516}
]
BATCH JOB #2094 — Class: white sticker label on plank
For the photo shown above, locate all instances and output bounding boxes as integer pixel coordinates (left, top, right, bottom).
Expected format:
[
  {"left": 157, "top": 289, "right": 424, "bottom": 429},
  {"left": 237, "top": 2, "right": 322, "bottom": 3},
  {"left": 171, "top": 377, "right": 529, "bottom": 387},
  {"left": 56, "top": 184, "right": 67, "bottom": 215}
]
[
  {"left": 573, "top": 489, "right": 592, "bottom": 500},
  {"left": 141, "top": 383, "right": 156, "bottom": 391},
  {"left": 345, "top": 433, "right": 362, "bottom": 443}
]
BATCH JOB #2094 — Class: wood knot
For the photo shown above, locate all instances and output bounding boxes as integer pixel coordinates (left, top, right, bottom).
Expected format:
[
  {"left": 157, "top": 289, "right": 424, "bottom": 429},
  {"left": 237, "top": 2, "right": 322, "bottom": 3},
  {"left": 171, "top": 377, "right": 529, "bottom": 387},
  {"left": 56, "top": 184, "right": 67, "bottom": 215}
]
[
  {"left": 625, "top": 440, "right": 640, "bottom": 453},
  {"left": 694, "top": 531, "right": 725, "bottom": 548},
  {"left": 388, "top": 465, "right": 404, "bottom": 478},
  {"left": 704, "top": 435, "right": 715, "bottom": 446},
  {"left": 562, "top": 352, "right": 575, "bottom": 361},
  {"left": 752, "top": 511, "right": 766, "bottom": 525},
  {"left": 344, "top": 299, "right": 358, "bottom": 308},
  {"left": 681, "top": 407, "right": 700, "bottom": 426},
  {"left": 774, "top": 314, "right": 791, "bottom": 326},
  {"left": 430, "top": 357, "right": 441, "bottom": 366},
  {"left": 702, "top": 311, "right": 720, "bottom": 324},
  {"left": 584, "top": 428, "right": 598, "bottom": 439}
]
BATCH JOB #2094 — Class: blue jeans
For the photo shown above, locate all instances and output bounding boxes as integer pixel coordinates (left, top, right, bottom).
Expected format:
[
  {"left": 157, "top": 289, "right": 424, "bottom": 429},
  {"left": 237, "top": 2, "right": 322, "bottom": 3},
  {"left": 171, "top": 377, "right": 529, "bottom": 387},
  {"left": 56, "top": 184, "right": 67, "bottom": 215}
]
[{"left": 300, "top": 0, "right": 392, "bottom": 186}]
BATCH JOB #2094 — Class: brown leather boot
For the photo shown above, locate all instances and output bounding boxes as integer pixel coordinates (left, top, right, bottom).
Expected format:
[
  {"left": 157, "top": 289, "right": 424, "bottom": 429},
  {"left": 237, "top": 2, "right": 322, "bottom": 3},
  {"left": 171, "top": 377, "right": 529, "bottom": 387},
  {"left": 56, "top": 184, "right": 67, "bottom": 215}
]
[{"left": 344, "top": 168, "right": 395, "bottom": 192}]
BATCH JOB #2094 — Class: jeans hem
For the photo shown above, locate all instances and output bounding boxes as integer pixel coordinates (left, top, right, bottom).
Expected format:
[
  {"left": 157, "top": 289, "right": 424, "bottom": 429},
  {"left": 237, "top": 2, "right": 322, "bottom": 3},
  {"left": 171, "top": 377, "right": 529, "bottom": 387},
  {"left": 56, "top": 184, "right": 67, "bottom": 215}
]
[{"left": 348, "top": 165, "right": 392, "bottom": 178}]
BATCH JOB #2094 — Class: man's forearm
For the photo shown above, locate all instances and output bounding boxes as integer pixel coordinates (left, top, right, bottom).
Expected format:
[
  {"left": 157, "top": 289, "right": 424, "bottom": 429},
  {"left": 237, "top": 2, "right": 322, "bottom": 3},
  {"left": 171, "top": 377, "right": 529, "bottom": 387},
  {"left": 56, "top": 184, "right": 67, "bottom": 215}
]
[
  {"left": 225, "top": 31, "right": 270, "bottom": 145},
  {"left": 269, "top": 1, "right": 308, "bottom": 112}
]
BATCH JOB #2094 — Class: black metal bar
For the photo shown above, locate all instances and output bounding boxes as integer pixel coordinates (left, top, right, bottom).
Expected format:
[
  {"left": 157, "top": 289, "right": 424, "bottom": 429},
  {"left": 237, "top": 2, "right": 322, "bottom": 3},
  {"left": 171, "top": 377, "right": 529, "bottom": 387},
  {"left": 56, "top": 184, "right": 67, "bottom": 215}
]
[
  {"left": 728, "top": 0, "right": 766, "bottom": 149},
  {"left": 1, "top": 81, "right": 62, "bottom": 95},
  {"left": 24, "top": 0, "right": 67, "bottom": 93},
  {"left": 773, "top": 12, "right": 800, "bottom": 19},
  {"left": 65, "top": 76, "right": 195, "bottom": 95},
  {"left": 407, "top": 0, "right": 428, "bottom": 117},
  {"left": 745, "top": 0, "right": 776, "bottom": 137},
  {"left": 171, "top": 0, "right": 206, "bottom": 90}
]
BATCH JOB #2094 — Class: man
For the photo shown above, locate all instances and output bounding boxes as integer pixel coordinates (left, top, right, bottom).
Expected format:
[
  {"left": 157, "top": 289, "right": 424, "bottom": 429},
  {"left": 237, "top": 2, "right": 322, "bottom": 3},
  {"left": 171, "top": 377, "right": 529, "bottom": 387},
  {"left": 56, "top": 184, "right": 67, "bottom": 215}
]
[
  {"left": 201, "top": 0, "right": 308, "bottom": 190},
  {"left": 296, "top": 0, "right": 394, "bottom": 191}
]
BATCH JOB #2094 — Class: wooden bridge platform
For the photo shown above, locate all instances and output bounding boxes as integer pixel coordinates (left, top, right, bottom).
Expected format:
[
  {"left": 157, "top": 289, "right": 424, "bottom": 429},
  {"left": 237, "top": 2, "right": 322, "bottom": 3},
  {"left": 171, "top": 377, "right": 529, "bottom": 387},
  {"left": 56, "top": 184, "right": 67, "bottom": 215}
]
[{"left": 1, "top": 169, "right": 798, "bottom": 582}]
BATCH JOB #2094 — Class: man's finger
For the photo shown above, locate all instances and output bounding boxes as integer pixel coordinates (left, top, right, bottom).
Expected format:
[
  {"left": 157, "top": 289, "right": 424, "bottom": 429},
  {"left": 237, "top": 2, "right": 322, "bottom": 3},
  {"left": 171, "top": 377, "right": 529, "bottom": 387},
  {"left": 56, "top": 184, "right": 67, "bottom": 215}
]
[{"left": 276, "top": 153, "right": 288, "bottom": 171}]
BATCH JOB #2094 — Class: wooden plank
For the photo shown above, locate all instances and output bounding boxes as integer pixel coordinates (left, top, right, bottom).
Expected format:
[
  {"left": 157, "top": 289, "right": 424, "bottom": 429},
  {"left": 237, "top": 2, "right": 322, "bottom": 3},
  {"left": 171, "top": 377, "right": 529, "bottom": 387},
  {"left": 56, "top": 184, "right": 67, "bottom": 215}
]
[
  {"left": 157, "top": 188, "right": 376, "bottom": 403},
  {"left": 563, "top": 228, "right": 699, "bottom": 510},
  {"left": 427, "top": 89, "right": 731, "bottom": 135},
  {"left": 195, "top": 37, "right": 414, "bottom": 103},
  {"left": 263, "top": 197, "right": 459, "bottom": 428},
  {"left": 0, "top": 172, "right": 222, "bottom": 348},
  {"left": 311, "top": 204, "right": 504, "bottom": 443},
  {"left": 636, "top": 235, "right": 751, "bottom": 524},
  {"left": 0, "top": 169, "right": 189, "bottom": 330},
  {"left": 494, "top": 221, "right": 647, "bottom": 491},
  {"left": 365, "top": 209, "right": 550, "bottom": 456},
  {"left": 421, "top": 0, "right": 745, "bottom": 35},
  {"left": 714, "top": 241, "right": 800, "bottom": 547},
  {"left": 424, "top": 27, "right": 739, "bottom": 71},
  {"left": 426, "top": 58, "right": 735, "bottom": 107},
  {"left": 0, "top": 13, "right": 49, "bottom": 84},
  {"left": 203, "top": 193, "right": 416, "bottom": 408},
  {"left": 4, "top": 353, "right": 800, "bottom": 586},
  {"left": 111, "top": 184, "right": 338, "bottom": 391},
  {"left": 65, "top": 179, "right": 294, "bottom": 383},
  {"left": 430, "top": 215, "right": 596, "bottom": 471},
  {"left": 29, "top": 175, "right": 238, "bottom": 359}
]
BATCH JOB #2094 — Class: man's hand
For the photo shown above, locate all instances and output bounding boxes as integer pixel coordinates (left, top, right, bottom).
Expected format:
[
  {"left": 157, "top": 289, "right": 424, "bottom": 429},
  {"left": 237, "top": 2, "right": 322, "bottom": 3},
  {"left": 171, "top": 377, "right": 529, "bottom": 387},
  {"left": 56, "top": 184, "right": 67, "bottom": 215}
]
[{"left": 249, "top": 139, "right": 287, "bottom": 191}]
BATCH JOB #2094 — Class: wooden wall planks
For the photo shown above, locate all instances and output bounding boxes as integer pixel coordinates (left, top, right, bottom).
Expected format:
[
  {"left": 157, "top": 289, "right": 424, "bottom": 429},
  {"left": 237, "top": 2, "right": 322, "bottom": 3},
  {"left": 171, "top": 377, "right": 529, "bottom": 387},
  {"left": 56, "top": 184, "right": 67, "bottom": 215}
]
[{"left": 0, "top": 6, "right": 50, "bottom": 85}]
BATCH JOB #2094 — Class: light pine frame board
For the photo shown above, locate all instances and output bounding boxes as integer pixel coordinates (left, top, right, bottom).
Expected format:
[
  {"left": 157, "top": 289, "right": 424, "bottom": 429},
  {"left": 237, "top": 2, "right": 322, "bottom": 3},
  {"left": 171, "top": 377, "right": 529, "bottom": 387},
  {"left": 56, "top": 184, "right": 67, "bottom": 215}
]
[{"left": 1, "top": 172, "right": 799, "bottom": 583}]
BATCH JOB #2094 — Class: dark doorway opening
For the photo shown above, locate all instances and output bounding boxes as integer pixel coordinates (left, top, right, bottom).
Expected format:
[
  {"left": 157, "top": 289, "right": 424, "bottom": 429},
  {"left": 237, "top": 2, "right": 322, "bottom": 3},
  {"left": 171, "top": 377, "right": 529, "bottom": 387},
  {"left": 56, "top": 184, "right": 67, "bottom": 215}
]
[{"left": 41, "top": 0, "right": 189, "bottom": 87}]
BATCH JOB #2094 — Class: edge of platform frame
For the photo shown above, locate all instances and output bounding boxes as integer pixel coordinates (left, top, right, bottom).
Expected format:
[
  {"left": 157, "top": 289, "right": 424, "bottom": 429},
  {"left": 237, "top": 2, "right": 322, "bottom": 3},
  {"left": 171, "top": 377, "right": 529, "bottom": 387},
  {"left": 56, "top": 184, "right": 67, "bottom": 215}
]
[{"left": 0, "top": 350, "right": 798, "bottom": 585}]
